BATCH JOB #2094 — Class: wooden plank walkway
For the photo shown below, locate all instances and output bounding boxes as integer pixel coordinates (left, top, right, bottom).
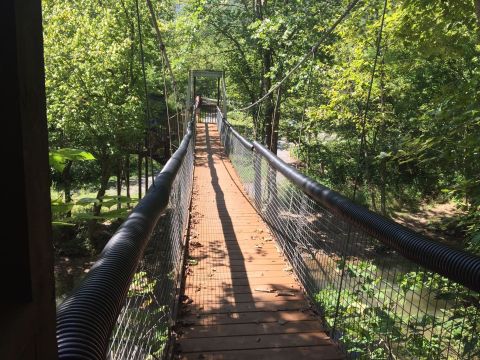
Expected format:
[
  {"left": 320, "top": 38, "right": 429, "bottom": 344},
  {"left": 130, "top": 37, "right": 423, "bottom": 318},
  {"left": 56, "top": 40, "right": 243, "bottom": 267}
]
[{"left": 174, "top": 123, "right": 343, "bottom": 359}]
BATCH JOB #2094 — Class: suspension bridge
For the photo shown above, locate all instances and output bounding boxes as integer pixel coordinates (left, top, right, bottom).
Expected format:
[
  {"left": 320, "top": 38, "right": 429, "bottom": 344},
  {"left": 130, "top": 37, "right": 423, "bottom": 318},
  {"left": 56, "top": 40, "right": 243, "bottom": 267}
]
[
  {"left": 6, "top": 0, "right": 480, "bottom": 358},
  {"left": 53, "top": 70, "right": 480, "bottom": 359}
]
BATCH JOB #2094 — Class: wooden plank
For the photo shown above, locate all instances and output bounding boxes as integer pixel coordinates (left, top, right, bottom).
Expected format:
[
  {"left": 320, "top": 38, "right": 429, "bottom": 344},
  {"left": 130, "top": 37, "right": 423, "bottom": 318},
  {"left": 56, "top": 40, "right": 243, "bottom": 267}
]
[
  {"left": 188, "top": 252, "right": 284, "bottom": 262},
  {"left": 193, "top": 263, "right": 288, "bottom": 272},
  {"left": 188, "top": 245, "right": 279, "bottom": 254},
  {"left": 180, "top": 310, "right": 318, "bottom": 326},
  {"left": 187, "top": 270, "right": 292, "bottom": 279},
  {"left": 178, "top": 346, "right": 344, "bottom": 360},
  {"left": 175, "top": 123, "right": 343, "bottom": 359},
  {"left": 184, "top": 283, "right": 301, "bottom": 294},
  {"left": 181, "top": 300, "right": 308, "bottom": 314},
  {"left": 185, "top": 276, "right": 297, "bottom": 287},
  {"left": 181, "top": 320, "right": 325, "bottom": 338},
  {"left": 179, "top": 332, "right": 333, "bottom": 352},
  {"left": 185, "top": 292, "right": 304, "bottom": 304},
  {"left": 189, "top": 259, "right": 286, "bottom": 266},
  {"left": 188, "top": 249, "right": 283, "bottom": 259}
]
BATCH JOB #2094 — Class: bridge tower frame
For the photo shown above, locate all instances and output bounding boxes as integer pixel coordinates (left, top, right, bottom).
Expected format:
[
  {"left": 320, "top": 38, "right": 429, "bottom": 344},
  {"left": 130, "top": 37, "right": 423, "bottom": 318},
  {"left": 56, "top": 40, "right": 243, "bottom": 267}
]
[{"left": 187, "top": 70, "right": 227, "bottom": 116}]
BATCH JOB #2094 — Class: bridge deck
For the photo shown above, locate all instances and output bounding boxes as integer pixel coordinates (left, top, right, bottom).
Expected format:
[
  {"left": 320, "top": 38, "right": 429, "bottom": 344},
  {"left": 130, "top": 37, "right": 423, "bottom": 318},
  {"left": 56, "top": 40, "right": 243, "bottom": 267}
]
[{"left": 175, "top": 123, "right": 343, "bottom": 359}]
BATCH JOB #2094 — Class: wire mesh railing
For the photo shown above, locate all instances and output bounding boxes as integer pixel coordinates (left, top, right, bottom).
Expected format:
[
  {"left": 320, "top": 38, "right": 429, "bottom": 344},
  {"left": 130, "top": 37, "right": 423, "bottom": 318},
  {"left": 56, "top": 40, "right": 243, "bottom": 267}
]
[
  {"left": 56, "top": 118, "right": 195, "bottom": 360},
  {"left": 108, "top": 134, "right": 194, "bottom": 359},
  {"left": 217, "top": 107, "right": 480, "bottom": 359},
  {"left": 199, "top": 104, "right": 218, "bottom": 124}
]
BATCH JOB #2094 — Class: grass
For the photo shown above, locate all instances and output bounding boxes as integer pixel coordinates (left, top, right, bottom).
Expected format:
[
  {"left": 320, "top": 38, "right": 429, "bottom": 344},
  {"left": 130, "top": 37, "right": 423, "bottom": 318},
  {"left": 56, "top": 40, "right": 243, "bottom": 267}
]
[{"left": 51, "top": 179, "right": 141, "bottom": 223}]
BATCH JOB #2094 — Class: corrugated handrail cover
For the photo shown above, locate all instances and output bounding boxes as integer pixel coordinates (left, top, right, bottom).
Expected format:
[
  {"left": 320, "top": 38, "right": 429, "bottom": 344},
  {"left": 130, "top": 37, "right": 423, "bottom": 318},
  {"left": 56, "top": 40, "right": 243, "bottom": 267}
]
[
  {"left": 252, "top": 141, "right": 480, "bottom": 292},
  {"left": 56, "top": 120, "right": 195, "bottom": 359},
  {"left": 216, "top": 113, "right": 480, "bottom": 292}
]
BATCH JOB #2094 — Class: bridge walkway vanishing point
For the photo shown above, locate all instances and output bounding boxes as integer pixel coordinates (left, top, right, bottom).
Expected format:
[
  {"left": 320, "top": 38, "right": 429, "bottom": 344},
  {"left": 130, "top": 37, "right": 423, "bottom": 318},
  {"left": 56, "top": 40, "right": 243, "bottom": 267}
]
[{"left": 174, "top": 122, "right": 344, "bottom": 359}]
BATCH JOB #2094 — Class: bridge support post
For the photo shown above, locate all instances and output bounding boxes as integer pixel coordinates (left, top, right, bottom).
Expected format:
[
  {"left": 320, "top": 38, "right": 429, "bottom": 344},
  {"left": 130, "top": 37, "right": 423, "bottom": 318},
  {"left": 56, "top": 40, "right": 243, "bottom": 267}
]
[{"left": 1, "top": 0, "right": 58, "bottom": 358}]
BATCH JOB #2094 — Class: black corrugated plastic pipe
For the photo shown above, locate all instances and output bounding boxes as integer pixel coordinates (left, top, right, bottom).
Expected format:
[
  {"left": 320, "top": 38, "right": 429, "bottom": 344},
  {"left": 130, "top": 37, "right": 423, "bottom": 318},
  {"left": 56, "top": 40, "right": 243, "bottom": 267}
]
[
  {"left": 223, "top": 120, "right": 254, "bottom": 150},
  {"left": 253, "top": 141, "right": 480, "bottom": 293},
  {"left": 56, "top": 121, "right": 195, "bottom": 359}
]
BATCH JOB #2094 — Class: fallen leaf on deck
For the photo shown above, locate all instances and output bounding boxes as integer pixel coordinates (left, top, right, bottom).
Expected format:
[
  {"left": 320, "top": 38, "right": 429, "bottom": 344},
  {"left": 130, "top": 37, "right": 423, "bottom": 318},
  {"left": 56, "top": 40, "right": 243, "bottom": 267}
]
[{"left": 254, "top": 288, "right": 275, "bottom": 293}]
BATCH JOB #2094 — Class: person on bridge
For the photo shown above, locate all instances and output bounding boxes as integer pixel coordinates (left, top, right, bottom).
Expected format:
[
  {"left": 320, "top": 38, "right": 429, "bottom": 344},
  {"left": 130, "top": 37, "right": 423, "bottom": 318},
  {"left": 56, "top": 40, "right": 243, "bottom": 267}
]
[{"left": 195, "top": 95, "right": 202, "bottom": 122}]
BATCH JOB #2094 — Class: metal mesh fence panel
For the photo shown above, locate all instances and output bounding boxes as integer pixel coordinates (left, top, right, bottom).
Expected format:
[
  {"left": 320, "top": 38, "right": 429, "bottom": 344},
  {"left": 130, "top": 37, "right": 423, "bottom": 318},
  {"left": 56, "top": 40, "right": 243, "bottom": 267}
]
[
  {"left": 198, "top": 104, "right": 217, "bottom": 123},
  {"left": 218, "top": 114, "right": 479, "bottom": 359},
  {"left": 108, "top": 128, "right": 195, "bottom": 360}
]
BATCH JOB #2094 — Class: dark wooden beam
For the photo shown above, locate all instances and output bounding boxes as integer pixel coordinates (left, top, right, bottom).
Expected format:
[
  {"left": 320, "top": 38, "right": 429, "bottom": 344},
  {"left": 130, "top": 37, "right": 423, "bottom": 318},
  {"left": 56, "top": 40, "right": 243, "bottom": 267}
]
[
  {"left": 191, "top": 70, "right": 224, "bottom": 79},
  {"left": 0, "top": 0, "right": 57, "bottom": 358}
]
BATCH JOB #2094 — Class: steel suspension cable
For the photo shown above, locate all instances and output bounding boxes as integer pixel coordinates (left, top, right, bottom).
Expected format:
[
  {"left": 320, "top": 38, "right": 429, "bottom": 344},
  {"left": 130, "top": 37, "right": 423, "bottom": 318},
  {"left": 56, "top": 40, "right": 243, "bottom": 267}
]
[
  {"left": 161, "top": 55, "right": 173, "bottom": 154},
  {"left": 234, "top": 0, "right": 362, "bottom": 112},
  {"left": 135, "top": 0, "right": 155, "bottom": 187},
  {"left": 331, "top": 0, "right": 388, "bottom": 337},
  {"left": 354, "top": 0, "right": 388, "bottom": 200},
  {"left": 145, "top": 0, "right": 181, "bottom": 142},
  {"left": 297, "top": 52, "right": 316, "bottom": 170}
]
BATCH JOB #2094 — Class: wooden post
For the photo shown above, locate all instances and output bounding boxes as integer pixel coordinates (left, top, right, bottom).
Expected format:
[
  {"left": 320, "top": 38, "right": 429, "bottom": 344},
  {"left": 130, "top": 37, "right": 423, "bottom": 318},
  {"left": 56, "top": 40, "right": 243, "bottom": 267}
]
[{"left": 1, "top": 0, "right": 58, "bottom": 358}]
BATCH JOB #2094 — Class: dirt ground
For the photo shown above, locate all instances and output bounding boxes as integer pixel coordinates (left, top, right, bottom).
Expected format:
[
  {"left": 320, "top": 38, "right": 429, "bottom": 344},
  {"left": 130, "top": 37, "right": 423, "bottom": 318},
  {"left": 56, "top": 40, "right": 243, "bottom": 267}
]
[{"left": 393, "top": 202, "right": 465, "bottom": 246}]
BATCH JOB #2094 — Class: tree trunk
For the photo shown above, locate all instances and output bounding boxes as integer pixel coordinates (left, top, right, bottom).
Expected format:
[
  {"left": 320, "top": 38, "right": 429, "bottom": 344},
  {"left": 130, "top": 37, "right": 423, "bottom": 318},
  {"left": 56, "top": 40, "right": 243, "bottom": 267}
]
[
  {"left": 145, "top": 150, "right": 149, "bottom": 193},
  {"left": 379, "top": 56, "right": 387, "bottom": 216},
  {"left": 270, "top": 86, "right": 282, "bottom": 155},
  {"left": 263, "top": 51, "right": 274, "bottom": 149},
  {"left": 475, "top": 0, "right": 480, "bottom": 37},
  {"left": 93, "top": 158, "right": 112, "bottom": 217},
  {"left": 254, "top": 0, "right": 275, "bottom": 149},
  {"left": 138, "top": 152, "right": 142, "bottom": 199},
  {"left": 125, "top": 155, "right": 131, "bottom": 208},
  {"left": 116, "top": 160, "right": 122, "bottom": 210},
  {"left": 380, "top": 158, "right": 387, "bottom": 215},
  {"left": 62, "top": 160, "right": 73, "bottom": 218},
  {"left": 145, "top": 0, "right": 181, "bottom": 142},
  {"left": 88, "top": 156, "right": 112, "bottom": 250},
  {"left": 370, "top": 188, "right": 378, "bottom": 212}
]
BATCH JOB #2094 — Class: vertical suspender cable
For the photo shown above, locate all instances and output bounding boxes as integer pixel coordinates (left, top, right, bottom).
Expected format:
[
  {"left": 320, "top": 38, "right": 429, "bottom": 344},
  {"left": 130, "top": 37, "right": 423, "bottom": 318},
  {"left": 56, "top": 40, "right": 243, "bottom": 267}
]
[
  {"left": 235, "top": 0, "right": 362, "bottom": 112},
  {"left": 161, "top": 55, "right": 173, "bottom": 154},
  {"left": 145, "top": 0, "right": 181, "bottom": 143},
  {"left": 331, "top": 0, "right": 388, "bottom": 338},
  {"left": 354, "top": 0, "right": 388, "bottom": 199},
  {"left": 298, "top": 52, "right": 316, "bottom": 172},
  {"left": 135, "top": 0, "right": 154, "bottom": 187}
]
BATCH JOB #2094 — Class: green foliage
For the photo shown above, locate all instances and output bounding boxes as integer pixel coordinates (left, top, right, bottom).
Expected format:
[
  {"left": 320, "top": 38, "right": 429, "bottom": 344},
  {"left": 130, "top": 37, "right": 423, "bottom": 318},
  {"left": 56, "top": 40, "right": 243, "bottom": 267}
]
[
  {"left": 187, "top": 258, "right": 198, "bottom": 266},
  {"left": 128, "top": 271, "right": 157, "bottom": 297},
  {"left": 43, "top": 0, "right": 173, "bottom": 250},
  {"left": 50, "top": 187, "right": 138, "bottom": 226},
  {"left": 51, "top": 197, "right": 75, "bottom": 215},
  {"left": 49, "top": 148, "right": 95, "bottom": 172},
  {"left": 315, "top": 261, "right": 479, "bottom": 358},
  {"left": 124, "top": 271, "right": 169, "bottom": 357}
]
